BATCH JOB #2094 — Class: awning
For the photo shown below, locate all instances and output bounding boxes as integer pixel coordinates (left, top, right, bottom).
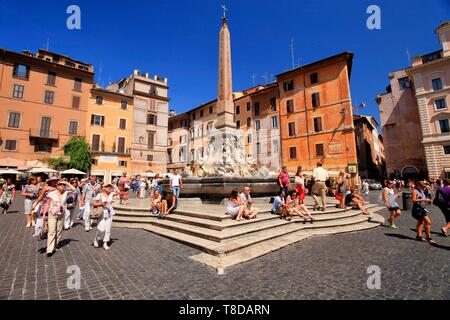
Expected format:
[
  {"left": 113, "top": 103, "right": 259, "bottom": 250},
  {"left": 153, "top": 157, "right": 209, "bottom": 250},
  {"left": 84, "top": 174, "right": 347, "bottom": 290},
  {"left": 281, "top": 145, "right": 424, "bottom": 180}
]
[
  {"left": 60, "top": 169, "right": 87, "bottom": 175},
  {"left": 0, "top": 169, "right": 23, "bottom": 175},
  {"left": 28, "top": 167, "right": 59, "bottom": 174}
]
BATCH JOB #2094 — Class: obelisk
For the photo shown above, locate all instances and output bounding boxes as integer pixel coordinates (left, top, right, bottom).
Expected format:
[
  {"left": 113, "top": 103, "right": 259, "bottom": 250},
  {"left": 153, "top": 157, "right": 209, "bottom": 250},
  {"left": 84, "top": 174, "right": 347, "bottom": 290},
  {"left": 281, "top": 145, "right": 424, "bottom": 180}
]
[{"left": 216, "top": 6, "right": 235, "bottom": 131}]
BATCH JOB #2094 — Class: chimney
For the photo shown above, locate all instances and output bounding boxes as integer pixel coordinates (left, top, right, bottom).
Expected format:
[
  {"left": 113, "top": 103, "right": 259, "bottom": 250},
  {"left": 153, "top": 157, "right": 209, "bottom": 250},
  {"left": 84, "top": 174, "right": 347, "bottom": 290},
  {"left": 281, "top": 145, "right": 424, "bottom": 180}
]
[
  {"left": 436, "top": 21, "right": 450, "bottom": 57},
  {"left": 133, "top": 69, "right": 139, "bottom": 76}
]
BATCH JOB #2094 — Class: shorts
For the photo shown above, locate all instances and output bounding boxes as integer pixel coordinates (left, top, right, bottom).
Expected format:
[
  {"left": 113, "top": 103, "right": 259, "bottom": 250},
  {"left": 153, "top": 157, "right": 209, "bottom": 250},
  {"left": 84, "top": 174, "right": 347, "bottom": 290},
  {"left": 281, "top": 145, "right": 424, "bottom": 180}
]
[
  {"left": 272, "top": 207, "right": 284, "bottom": 216},
  {"left": 227, "top": 206, "right": 241, "bottom": 218},
  {"left": 412, "top": 206, "right": 428, "bottom": 221},
  {"left": 388, "top": 207, "right": 400, "bottom": 212},
  {"left": 439, "top": 207, "right": 450, "bottom": 223},
  {"left": 24, "top": 199, "right": 34, "bottom": 214}
]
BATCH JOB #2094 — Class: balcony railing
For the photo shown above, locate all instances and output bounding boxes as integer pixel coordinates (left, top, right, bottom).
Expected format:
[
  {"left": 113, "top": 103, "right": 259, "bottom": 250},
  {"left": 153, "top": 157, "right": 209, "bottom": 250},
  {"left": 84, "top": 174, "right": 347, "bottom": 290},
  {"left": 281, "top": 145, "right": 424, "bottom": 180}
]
[
  {"left": 90, "top": 144, "right": 131, "bottom": 156},
  {"left": 29, "top": 128, "right": 59, "bottom": 140}
]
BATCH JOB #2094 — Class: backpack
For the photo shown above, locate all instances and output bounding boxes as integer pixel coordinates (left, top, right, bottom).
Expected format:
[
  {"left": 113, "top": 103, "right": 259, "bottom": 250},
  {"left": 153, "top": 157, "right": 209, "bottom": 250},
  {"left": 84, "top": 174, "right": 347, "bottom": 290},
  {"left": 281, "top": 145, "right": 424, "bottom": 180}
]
[{"left": 433, "top": 189, "right": 446, "bottom": 207}]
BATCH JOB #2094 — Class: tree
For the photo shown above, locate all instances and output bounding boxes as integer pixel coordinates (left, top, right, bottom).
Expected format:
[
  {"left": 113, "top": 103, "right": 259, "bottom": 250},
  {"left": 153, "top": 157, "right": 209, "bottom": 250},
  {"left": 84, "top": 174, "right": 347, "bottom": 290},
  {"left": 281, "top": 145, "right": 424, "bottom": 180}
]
[
  {"left": 44, "top": 156, "right": 69, "bottom": 171},
  {"left": 63, "top": 137, "right": 92, "bottom": 173}
]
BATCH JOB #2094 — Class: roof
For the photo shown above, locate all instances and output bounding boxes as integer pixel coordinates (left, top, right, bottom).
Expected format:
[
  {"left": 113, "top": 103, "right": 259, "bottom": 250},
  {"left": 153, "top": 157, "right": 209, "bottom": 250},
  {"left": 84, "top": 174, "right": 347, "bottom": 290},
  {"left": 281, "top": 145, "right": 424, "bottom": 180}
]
[
  {"left": 91, "top": 87, "right": 134, "bottom": 99},
  {"left": 276, "top": 51, "right": 354, "bottom": 79}
]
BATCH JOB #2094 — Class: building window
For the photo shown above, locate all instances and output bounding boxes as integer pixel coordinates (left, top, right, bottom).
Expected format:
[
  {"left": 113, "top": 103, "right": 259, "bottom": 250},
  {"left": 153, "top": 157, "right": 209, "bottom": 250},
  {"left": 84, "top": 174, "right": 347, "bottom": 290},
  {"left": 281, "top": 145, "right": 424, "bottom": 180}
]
[
  {"left": 439, "top": 119, "right": 450, "bottom": 133},
  {"left": 44, "top": 90, "right": 54, "bottom": 104},
  {"left": 47, "top": 72, "right": 56, "bottom": 86},
  {"left": 270, "top": 97, "right": 277, "bottom": 111},
  {"left": 256, "top": 143, "right": 261, "bottom": 155},
  {"left": 247, "top": 134, "right": 252, "bottom": 144},
  {"left": 40, "top": 117, "right": 51, "bottom": 137},
  {"left": 207, "top": 122, "right": 213, "bottom": 133},
  {"left": 200, "top": 110, "right": 204, "bottom": 118},
  {"left": 312, "top": 92, "right": 320, "bottom": 107},
  {"left": 435, "top": 99, "right": 447, "bottom": 110},
  {"left": 119, "top": 118, "right": 127, "bottom": 130},
  {"left": 254, "top": 102, "right": 260, "bottom": 116},
  {"left": 444, "top": 146, "right": 450, "bottom": 155},
  {"left": 13, "top": 64, "right": 29, "bottom": 79},
  {"left": 288, "top": 122, "right": 296, "bottom": 137},
  {"left": 432, "top": 78, "right": 443, "bottom": 91},
  {"left": 398, "top": 77, "right": 410, "bottom": 90},
  {"left": 271, "top": 116, "right": 278, "bottom": 129},
  {"left": 72, "top": 96, "right": 80, "bottom": 109},
  {"left": 117, "top": 137, "right": 126, "bottom": 154},
  {"left": 316, "top": 144, "right": 324, "bottom": 157},
  {"left": 96, "top": 96, "right": 103, "bottom": 105},
  {"left": 13, "top": 64, "right": 30, "bottom": 80},
  {"left": 91, "top": 114, "right": 105, "bottom": 126},
  {"left": 209, "top": 106, "right": 213, "bottom": 114},
  {"left": 255, "top": 120, "right": 261, "bottom": 131},
  {"left": 310, "top": 72, "right": 318, "bottom": 84},
  {"left": 287, "top": 99, "right": 294, "bottom": 113},
  {"left": 192, "top": 112, "right": 196, "bottom": 120},
  {"left": 273, "top": 140, "right": 279, "bottom": 155},
  {"left": 147, "top": 131, "right": 155, "bottom": 149},
  {"left": 8, "top": 112, "right": 20, "bottom": 128},
  {"left": 4, "top": 140, "right": 17, "bottom": 151},
  {"left": 121, "top": 101, "right": 128, "bottom": 110},
  {"left": 236, "top": 105, "right": 240, "bottom": 115},
  {"left": 180, "top": 135, "right": 187, "bottom": 144},
  {"left": 168, "top": 138, "right": 172, "bottom": 146},
  {"left": 74, "top": 78, "right": 82, "bottom": 91},
  {"left": 167, "top": 149, "right": 173, "bottom": 163},
  {"left": 147, "top": 114, "right": 157, "bottom": 125},
  {"left": 118, "top": 160, "right": 127, "bottom": 167},
  {"left": 247, "top": 102, "right": 251, "bottom": 111},
  {"left": 283, "top": 80, "right": 294, "bottom": 91},
  {"left": 147, "top": 155, "right": 154, "bottom": 162},
  {"left": 190, "top": 128, "right": 195, "bottom": 139},
  {"left": 236, "top": 120, "right": 240, "bottom": 129},
  {"left": 91, "top": 134, "right": 100, "bottom": 151},
  {"left": 68, "top": 121, "right": 78, "bottom": 135},
  {"left": 91, "top": 159, "right": 98, "bottom": 165},
  {"left": 181, "top": 119, "right": 188, "bottom": 128},
  {"left": 12, "top": 84, "right": 24, "bottom": 99},
  {"left": 289, "top": 147, "right": 297, "bottom": 159},
  {"left": 35, "top": 142, "right": 52, "bottom": 153},
  {"left": 246, "top": 117, "right": 251, "bottom": 127},
  {"left": 314, "top": 117, "right": 323, "bottom": 132}
]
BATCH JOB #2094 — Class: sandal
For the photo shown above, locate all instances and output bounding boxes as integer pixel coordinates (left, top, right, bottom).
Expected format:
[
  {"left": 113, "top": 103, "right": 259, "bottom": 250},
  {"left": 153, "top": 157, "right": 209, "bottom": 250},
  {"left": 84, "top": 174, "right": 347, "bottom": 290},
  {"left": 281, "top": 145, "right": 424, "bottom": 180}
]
[
  {"left": 441, "top": 228, "right": 448, "bottom": 237},
  {"left": 426, "top": 238, "right": 437, "bottom": 245},
  {"left": 416, "top": 236, "right": 426, "bottom": 242}
]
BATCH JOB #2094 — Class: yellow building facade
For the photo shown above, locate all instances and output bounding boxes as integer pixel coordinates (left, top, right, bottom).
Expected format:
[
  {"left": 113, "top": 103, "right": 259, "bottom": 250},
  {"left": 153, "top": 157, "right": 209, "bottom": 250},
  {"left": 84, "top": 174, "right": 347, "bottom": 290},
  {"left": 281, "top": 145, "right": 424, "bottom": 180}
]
[{"left": 86, "top": 87, "right": 134, "bottom": 183}]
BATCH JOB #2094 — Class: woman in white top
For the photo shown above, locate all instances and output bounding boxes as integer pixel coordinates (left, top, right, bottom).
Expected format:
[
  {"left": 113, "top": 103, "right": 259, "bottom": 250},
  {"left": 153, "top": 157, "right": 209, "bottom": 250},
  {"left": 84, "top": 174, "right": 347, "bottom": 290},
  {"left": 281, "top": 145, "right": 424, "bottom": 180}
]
[
  {"left": 93, "top": 183, "right": 120, "bottom": 250},
  {"left": 227, "top": 189, "right": 248, "bottom": 221},
  {"left": 150, "top": 189, "right": 163, "bottom": 214},
  {"left": 294, "top": 166, "right": 306, "bottom": 202},
  {"left": 383, "top": 180, "right": 402, "bottom": 228}
]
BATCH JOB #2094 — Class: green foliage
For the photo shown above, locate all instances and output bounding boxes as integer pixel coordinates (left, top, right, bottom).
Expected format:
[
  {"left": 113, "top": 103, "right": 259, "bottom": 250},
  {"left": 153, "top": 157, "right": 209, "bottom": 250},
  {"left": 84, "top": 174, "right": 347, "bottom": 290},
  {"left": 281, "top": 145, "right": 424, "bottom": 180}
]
[
  {"left": 44, "top": 156, "right": 69, "bottom": 171},
  {"left": 63, "top": 137, "right": 92, "bottom": 173}
]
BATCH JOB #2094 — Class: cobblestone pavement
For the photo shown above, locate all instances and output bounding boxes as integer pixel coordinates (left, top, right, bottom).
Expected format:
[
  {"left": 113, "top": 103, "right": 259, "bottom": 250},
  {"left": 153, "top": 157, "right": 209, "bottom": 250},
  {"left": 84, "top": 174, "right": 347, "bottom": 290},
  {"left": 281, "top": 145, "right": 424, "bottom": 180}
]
[{"left": 0, "top": 193, "right": 448, "bottom": 300}]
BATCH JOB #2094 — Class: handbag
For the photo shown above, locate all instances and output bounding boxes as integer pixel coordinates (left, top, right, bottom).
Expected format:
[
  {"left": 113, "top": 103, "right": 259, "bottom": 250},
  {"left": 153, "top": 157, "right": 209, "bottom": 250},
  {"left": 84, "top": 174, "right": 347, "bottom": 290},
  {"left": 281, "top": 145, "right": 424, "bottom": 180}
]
[
  {"left": 90, "top": 206, "right": 104, "bottom": 219},
  {"left": 433, "top": 189, "right": 446, "bottom": 207}
]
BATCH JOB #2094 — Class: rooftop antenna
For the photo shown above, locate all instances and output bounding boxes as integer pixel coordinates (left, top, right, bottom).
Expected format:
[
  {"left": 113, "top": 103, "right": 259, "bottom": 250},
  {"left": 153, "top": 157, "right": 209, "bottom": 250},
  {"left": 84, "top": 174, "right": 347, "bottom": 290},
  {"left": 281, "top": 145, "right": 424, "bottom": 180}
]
[
  {"left": 46, "top": 38, "right": 50, "bottom": 51},
  {"left": 252, "top": 73, "right": 257, "bottom": 86},
  {"left": 98, "top": 62, "right": 103, "bottom": 87},
  {"left": 262, "top": 72, "right": 269, "bottom": 85},
  {"left": 406, "top": 48, "right": 412, "bottom": 66},
  {"left": 290, "top": 38, "right": 295, "bottom": 69}
]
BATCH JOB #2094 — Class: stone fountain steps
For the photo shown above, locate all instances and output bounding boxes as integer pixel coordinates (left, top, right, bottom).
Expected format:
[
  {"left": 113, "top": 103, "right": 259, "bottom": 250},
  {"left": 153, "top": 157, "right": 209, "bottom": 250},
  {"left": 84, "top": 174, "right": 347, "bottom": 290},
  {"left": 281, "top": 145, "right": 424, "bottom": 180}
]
[
  {"left": 113, "top": 204, "right": 380, "bottom": 243},
  {"left": 190, "top": 220, "right": 383, "bottom": 273},
  {"left": 112, "top": 205, "right": 385, "bottom": 269}
]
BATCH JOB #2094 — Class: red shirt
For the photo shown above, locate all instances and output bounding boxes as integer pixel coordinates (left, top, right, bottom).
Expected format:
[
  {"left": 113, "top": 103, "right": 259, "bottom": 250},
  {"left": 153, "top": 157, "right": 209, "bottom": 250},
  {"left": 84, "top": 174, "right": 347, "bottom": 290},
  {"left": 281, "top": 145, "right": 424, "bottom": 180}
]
[{"left": 278, "top": 171, "right": 290, "bottom": 187}]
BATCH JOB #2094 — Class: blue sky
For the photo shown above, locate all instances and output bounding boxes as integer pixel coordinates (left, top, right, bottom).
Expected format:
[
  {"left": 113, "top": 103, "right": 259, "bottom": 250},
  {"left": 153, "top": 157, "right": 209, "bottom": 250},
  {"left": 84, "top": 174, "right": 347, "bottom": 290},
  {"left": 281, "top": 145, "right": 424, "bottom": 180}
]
[{"left": 0, "top": 0, "right": 449, "bottom": 125}]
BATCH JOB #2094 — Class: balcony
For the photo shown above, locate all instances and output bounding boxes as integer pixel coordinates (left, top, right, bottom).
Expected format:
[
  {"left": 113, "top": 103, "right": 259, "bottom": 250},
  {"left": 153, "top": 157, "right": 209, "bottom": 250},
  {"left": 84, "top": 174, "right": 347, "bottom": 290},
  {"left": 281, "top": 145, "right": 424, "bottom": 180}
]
[
  {"left": 90, "top": 144, "right": 131, "bottom": 156},
  {"left": 29, "top": 128, "right": 59, "bottom": 140}
]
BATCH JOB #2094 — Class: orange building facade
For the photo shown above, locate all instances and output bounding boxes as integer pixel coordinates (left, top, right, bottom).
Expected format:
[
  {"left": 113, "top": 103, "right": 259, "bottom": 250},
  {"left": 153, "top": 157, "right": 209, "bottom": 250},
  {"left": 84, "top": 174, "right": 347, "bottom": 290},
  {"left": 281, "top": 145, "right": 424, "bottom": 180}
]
[
  {"left": 0, "top": 49, "right": 94, "bottom": 169},
  {"left": 277, "top": 52, "right": 357, "bottom": 173},
  {"left": 168, "top": 52, "right": 358, "bottom": 175}
]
